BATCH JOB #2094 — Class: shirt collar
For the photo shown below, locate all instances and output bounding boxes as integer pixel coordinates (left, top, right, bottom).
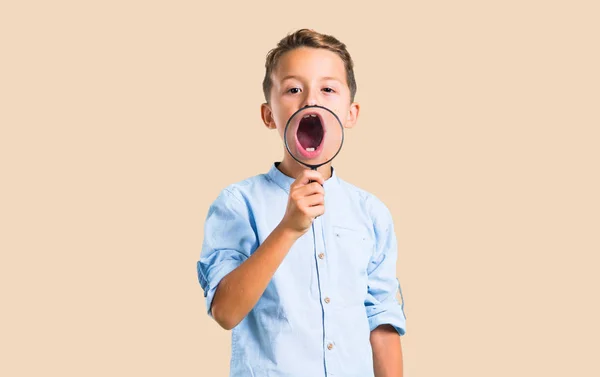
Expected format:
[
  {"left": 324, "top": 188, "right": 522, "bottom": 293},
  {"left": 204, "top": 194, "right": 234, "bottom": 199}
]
[{"left": 267, "top": 162, "right": 340, "bottom": 193}]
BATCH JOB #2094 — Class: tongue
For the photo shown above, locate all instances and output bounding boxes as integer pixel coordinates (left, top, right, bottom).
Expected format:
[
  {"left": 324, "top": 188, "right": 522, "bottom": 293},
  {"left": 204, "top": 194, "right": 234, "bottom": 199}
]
[
  {"left": 298, "top": 118, "right": 323, "bottom": 149},
  {"left": 298, "top": 131, "right": 318, "bottom": 149}
]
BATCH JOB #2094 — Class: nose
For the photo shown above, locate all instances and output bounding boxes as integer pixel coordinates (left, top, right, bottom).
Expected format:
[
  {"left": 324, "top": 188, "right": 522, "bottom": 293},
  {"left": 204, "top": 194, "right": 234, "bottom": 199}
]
[{"left": 301, "top": 89, "right": 319, "bottom": 108}]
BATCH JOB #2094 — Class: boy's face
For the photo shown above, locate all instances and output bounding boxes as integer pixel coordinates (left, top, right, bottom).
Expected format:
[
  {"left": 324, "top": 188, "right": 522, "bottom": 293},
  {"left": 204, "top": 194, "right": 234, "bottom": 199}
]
[{"left": 261, "top": 47, "right": 360, "bottom": 142}]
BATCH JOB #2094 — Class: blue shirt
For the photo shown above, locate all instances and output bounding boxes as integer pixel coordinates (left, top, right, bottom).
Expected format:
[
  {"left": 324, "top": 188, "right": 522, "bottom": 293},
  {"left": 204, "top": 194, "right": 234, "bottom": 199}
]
[{"left": 197, "top": 163, "right": 406, "bottom": 377}]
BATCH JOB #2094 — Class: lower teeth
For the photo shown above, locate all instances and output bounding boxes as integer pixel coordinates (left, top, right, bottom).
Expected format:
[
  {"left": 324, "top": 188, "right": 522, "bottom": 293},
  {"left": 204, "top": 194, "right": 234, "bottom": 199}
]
[{"left": 306, "top": 147, "right": 315, "bottom": 152}]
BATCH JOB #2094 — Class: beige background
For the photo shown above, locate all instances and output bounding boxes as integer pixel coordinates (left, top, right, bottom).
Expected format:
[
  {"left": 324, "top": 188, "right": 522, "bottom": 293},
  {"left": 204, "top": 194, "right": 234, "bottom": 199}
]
[{"left": 1, "top": 1, "right": 598, "bottom": 376}]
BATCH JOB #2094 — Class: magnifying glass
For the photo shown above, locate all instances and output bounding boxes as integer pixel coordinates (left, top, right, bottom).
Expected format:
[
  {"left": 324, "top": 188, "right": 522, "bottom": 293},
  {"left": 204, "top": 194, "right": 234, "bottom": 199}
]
[{"left": 283, "top": 105, "right": 344, "bottom": 174}]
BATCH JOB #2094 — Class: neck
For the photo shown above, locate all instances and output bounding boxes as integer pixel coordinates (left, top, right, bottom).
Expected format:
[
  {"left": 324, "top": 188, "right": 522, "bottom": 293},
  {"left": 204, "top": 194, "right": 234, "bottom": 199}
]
[{"left": 277, "top": 153, "right": 333, "bottom": 181}]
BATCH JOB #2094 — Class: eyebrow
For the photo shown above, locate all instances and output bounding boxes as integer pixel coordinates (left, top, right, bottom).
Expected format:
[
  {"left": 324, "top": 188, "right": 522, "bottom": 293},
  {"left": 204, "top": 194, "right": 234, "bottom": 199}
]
[
  {"left": 279, "top": 75, "right": 343, "bottom": 83},
  {"left": 280, "top": 75, "right": 300, "bottom": 82},
  {"left": 320, "top": 76, "right": 343, "bottom": 83}
]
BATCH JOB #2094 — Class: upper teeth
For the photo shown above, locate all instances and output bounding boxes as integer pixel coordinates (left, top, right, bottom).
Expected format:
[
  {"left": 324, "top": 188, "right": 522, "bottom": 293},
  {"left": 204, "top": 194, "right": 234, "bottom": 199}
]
[{"left": 303, "top": 114, "right": 317, "bottom": 118}]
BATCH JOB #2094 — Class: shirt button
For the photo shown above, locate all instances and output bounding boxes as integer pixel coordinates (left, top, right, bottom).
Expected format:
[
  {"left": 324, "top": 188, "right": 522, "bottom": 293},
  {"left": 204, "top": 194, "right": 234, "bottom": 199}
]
[
  {"left": 318, "top": 253, "right": 325, "bottom": 259},
  {"left": 327, "top": 343, "right": 334, "bottom": 350},
  {"left": 324, "top": 297, "right": 331, "bottom": 304}
]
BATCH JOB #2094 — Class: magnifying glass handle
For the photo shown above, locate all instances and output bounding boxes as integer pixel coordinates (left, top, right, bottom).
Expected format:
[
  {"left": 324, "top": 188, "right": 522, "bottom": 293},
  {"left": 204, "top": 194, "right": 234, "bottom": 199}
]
[
  {"left": 309, "top": 166, "right": 318, "bottom": 184},
  {"left": 308, "top": 166, "right": 325, "bottom": 190},
  {"left": 310, "top": 166, "right": 322, "bottom": 219}
]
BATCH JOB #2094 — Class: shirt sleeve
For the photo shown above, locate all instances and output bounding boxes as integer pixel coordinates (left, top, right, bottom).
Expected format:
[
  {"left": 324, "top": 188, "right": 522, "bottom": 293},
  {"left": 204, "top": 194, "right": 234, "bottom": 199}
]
[
  {"left": 196, "top": 188, "right": 258, "bottom": 318},
  {"left": 364, "top": 195, "right": 407, "bottom": 335}
]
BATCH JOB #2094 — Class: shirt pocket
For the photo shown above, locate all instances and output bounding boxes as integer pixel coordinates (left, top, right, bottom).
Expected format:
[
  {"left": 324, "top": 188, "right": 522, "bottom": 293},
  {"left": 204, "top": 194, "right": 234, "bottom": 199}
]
[{"left": 330, "top": 225, "right": 374, "bottom": 307}]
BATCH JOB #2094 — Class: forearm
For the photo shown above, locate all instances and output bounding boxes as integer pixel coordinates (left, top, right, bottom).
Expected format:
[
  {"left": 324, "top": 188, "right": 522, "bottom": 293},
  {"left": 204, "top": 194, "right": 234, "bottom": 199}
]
[
  {"left": 210, "top": 224, "right": 299, "bottom": 329},
  {"left": 371, "top": 324, "right": 403, "bottom": 377}
]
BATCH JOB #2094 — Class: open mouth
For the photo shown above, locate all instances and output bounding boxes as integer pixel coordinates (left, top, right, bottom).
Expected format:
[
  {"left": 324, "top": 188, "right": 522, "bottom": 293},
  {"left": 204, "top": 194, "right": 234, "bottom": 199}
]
[{"left": 295, "top": 112, "right": 325, "bottom": 158}]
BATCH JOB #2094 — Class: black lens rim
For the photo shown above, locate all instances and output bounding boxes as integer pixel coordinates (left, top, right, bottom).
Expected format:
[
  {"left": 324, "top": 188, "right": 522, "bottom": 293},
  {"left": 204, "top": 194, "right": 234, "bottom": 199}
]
[{"left": 283, "top": 105, "right": 345, "bottom": 170}]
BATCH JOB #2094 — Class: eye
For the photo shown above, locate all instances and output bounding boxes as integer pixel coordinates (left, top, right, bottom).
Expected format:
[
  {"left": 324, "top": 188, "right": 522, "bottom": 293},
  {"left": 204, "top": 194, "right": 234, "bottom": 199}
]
[
  {"left": 322, "top": 87, "right": 335, "bottom": 93},
  {"left": 287, "top": 87, "right": 301, "bottom": 94}
]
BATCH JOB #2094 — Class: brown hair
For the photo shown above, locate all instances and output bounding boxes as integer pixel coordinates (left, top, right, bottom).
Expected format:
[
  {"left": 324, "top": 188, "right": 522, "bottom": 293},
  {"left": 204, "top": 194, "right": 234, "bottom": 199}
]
[{"left": 262, "top": 29, "right": 357, "bottom": 103}]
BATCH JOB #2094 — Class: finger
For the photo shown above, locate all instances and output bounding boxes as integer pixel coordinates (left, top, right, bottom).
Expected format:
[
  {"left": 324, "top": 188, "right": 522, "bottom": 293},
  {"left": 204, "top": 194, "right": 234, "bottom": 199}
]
[
  {"left": 294, "top": 182, "right": 325, "bottom": 197},
  {"left": 306, "top": 204, "right": 325, "bottom": 219},
  {"left": 293, "top": 169, "right": 325, "bottom": 187},
  {"left": 300, "top": 193, "right": 324, "bottom": 208}
]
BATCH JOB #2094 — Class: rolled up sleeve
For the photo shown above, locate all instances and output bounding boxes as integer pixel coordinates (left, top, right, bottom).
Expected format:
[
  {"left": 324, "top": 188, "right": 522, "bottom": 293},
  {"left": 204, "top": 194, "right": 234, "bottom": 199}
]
[
  {"left": 364, "top": 196, "right": 407, "bottom": 335},
  {"left": 197, "top": 188, "right": 257, "bottom": 318}
]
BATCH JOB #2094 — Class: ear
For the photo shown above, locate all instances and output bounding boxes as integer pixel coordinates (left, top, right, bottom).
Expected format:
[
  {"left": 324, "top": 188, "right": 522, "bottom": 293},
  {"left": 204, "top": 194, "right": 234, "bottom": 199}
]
[
  {"left": 343, "top": 102, "right": 360, "bottom": 129},
  {"left": 261, "top": 103, "right": 277, "bottom": 130}
]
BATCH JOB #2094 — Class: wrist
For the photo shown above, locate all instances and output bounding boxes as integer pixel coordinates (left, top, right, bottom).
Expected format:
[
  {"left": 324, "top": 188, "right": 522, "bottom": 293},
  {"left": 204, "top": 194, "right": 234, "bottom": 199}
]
[{"left": 274, "top": 222, "right": 304, "bottom": 243}]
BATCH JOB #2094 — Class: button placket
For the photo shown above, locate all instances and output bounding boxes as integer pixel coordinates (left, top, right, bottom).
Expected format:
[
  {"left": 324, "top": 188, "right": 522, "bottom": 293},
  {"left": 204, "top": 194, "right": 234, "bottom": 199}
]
[{"left": 313, "top": 214, "right": 337, "bottom": 374}]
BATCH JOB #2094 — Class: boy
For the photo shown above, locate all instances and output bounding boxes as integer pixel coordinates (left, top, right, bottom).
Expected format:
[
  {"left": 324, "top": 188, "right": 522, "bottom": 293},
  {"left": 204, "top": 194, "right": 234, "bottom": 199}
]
[{"left": 197, "top": 29, "right": 406, "bottom": 377}]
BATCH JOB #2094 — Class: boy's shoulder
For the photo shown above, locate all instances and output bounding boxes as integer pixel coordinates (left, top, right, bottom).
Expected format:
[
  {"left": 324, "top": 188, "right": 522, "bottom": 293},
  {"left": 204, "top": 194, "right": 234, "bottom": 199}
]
[
  {"left": 211, "top": 171, "right": 273, "bottom": 202},
  {"left": 336, "top": 175, "right": 374, "bottom": 200},
  {"left": 336, "top": 176, "right": 394, "bottom": 221}
]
